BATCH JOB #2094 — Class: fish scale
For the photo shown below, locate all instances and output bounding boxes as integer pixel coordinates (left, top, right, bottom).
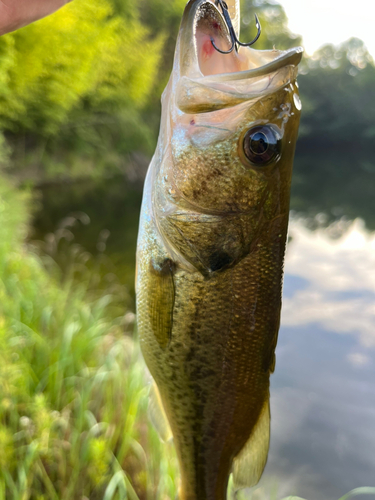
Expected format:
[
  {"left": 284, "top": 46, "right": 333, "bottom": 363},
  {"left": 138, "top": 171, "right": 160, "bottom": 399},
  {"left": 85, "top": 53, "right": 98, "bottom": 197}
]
[{"left": 136, "top": 0, "right": 302, "bottom": 498}]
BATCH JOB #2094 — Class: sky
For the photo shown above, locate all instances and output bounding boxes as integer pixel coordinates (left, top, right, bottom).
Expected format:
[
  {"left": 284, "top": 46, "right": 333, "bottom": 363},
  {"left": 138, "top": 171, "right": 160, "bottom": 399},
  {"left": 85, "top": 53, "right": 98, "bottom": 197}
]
[{"left": 277, "top": 0, "right": 375, "bottom": 58}]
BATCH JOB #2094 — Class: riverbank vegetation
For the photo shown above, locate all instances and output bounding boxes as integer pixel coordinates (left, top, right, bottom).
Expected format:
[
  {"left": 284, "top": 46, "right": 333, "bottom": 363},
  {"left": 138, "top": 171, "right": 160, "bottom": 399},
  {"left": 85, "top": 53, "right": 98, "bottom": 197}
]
[{"left": 0, "top": 178, "right": 179, "bottom": 499}]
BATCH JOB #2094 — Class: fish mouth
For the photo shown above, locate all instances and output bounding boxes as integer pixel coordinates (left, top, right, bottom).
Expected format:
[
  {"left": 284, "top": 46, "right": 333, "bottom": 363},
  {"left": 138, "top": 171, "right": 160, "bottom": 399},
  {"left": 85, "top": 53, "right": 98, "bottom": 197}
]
[
  {"left": 181, "top": 0, "right": 303, "bottom": 78},
  {"left": 175, "top": 0, "right": 303, "bottom": 112}
]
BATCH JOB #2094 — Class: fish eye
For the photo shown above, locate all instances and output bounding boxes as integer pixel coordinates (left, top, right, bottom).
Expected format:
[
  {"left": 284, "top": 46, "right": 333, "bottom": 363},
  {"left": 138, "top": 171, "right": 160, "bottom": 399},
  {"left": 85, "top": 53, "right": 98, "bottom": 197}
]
[{"left": 242, "top": 125, "right": 281, "bottom": 166}]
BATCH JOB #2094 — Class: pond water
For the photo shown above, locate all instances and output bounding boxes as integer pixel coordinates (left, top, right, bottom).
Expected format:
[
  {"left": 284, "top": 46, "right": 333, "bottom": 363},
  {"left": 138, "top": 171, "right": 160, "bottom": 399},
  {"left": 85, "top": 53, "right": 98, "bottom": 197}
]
[
  {"left": 31, "top": 169, "right": 375, "bottom": 499},
  {"left": 257, "top": 218, "right": 375, "bottom": 500}
]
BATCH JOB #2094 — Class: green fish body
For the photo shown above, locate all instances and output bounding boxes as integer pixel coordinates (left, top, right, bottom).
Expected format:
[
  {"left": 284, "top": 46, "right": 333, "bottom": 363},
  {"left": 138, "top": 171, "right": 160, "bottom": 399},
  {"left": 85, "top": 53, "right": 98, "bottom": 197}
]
[{"left": 136, "top": 1, "right": 302, "bottom": 498}]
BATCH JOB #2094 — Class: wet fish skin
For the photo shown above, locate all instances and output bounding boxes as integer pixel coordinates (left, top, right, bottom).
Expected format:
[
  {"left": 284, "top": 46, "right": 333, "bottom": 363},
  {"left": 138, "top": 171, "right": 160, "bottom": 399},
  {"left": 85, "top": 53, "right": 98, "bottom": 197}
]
[{"left": 136, "top": 1, "right": 302, "bottom": 499}]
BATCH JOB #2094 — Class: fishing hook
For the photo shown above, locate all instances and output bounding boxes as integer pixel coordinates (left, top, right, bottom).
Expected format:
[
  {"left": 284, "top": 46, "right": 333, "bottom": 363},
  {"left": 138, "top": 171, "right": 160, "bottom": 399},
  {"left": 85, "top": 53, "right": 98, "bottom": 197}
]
[{"left": 210, "top": 0, "right": 261, "bottom": 54}]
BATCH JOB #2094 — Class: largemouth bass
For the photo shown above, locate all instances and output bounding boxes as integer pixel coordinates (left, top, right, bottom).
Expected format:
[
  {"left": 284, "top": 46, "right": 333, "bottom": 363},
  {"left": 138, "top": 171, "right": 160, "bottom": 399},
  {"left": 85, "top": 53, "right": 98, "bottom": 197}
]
[{"left": 136, "top": 1, "right": 302, "bottom": 498}]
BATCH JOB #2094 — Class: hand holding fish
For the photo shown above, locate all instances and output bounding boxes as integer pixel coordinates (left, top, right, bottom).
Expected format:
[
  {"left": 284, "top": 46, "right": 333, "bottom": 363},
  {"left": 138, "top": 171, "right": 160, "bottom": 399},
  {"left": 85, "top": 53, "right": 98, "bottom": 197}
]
[
  {"left": 0, "top": 0, "right": 72, "bottom": 36},
  {"left": 136, "top": 1, "right": 303, "bottom": 499}
]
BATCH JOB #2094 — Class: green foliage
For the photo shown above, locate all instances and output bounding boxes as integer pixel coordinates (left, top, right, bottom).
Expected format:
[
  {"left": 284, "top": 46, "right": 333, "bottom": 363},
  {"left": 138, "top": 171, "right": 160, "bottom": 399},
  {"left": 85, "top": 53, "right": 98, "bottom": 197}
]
[
  {"left": 0, "top": 0, "right": 164, "bottom": 179},
  {"left": 292, "top": 38, "right": 375, "bottom": 229},
  {"left": 0, "top": 176, "right": 179, "bottom": 499},
  {"left": 139, "top": 0, "right": 186, "bottom": 83},
  {"left": 298, "top": 38, "right": 375, "bottom": 142},
  {"left": 0, "top": 0, "right": 163, "bottom": 135},
  {"left": 240, "top": 0, "right": 302, "bottom": 51}
]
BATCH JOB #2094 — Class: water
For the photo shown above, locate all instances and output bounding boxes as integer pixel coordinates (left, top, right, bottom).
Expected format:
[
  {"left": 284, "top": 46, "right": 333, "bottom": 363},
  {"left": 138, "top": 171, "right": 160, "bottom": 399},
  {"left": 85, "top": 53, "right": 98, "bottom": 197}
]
[
  {"left": 31, "top": 177, "right": 143, "bottom": 300},
  {"left": 31, "top": 168, "right": 375, "bottom": 499},
  {"left": 258, "top": 219, "right": 375, "bottom": 499}
]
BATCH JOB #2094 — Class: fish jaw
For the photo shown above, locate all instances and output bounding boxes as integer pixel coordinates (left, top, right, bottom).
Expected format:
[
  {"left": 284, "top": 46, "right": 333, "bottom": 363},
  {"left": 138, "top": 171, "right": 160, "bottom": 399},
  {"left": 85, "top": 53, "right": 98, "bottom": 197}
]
[{"left": 136, "top": 0, "right": 303, "bottom": 498}]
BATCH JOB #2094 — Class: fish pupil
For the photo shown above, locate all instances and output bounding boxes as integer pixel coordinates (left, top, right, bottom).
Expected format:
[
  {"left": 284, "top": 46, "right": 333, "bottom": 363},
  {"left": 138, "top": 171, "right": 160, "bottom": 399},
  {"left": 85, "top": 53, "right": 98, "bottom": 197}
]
[{"left": 249, "top": 132, "right": 268, "bottom": 155}]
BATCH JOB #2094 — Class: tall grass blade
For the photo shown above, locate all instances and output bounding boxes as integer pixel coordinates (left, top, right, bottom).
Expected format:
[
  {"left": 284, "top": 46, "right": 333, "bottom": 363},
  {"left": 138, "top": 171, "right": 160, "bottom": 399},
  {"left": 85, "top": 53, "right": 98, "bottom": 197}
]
[
  {"left": 338, "top": 488, "right": 375, "bottom": 500},
  {"left": 103, "top": 471, "right": 128, "bottom": 500}
]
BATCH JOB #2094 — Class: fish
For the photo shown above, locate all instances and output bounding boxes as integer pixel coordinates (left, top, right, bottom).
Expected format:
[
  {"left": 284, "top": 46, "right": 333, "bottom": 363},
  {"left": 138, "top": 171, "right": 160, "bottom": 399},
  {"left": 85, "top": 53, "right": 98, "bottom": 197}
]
[{"left": 136, "top": 1, "right": 303, "bottom": 498}]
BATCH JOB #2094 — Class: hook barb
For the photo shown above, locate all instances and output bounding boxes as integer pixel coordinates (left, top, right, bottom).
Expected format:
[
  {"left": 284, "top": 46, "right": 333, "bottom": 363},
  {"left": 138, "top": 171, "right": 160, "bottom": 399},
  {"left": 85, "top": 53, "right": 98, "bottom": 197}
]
[{"left": 210, "top": 0, "right": 261, "bottom": 55}]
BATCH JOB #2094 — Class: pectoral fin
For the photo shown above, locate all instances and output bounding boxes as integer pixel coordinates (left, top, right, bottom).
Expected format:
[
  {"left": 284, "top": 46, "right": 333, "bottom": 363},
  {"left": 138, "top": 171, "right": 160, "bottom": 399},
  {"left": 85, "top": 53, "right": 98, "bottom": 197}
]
[
  {"left": 232, "top": 399, "right": 270, "bottom": 490},
  {"left": 148, "top": 383, "right": 173, "bottom": 442},
  {"left": 148, "top": 258, "right": 175, "bottom": 348}
]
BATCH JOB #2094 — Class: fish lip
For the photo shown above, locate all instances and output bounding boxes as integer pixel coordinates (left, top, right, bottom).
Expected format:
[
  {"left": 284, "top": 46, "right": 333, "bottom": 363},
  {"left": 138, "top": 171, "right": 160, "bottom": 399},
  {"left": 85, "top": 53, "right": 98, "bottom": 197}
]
[{"left": 195, "top": 46, "right": 304, "bottom": 82}]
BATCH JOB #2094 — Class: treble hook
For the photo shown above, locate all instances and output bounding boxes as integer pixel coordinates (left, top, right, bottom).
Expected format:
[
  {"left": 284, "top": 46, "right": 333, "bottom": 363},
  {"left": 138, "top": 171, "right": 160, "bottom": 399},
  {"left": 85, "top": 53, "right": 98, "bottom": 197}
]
[{"left": 210, "top": 0, "right": 261, "bottom": 55}]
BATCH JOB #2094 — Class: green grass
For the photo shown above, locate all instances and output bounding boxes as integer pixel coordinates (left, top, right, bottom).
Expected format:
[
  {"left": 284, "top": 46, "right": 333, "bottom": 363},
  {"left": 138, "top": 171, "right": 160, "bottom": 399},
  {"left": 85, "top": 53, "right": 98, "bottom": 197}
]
[{"left": 0, "top": 176, "right": 178, "bottom": 500}]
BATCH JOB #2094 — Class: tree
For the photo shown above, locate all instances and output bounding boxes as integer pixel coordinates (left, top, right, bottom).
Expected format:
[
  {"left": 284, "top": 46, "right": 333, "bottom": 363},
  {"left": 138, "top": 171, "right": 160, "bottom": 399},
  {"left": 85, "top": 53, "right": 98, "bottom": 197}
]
[
  {"left": 292, "top": 39, "right": 375, "bottom": 228},
  {"left": 0, "top": 0, "right": 163, "bottom": 135},
  {"left": 240, "top": 0, "right": 302, "bottom": 50}
]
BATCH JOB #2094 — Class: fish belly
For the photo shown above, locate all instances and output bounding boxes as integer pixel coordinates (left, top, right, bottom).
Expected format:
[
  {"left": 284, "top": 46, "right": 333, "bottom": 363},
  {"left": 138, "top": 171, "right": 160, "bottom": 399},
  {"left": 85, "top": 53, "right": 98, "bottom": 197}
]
[{"left": 136, "top": 203, "right": 285, "bottom": 500}]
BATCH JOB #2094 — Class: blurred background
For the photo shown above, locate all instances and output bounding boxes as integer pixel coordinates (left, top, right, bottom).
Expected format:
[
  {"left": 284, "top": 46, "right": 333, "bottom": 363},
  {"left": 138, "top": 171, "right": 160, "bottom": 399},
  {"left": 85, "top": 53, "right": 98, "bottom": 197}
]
[{"left": 0, "top": 0, "right": 374, "bottom": 499}]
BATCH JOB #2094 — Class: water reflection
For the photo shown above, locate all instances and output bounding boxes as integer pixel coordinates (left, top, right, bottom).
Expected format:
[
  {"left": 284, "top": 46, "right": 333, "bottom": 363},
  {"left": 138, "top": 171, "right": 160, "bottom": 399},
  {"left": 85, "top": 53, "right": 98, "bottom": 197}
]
[
  {"left": 251, "top": 218, "right": 375, "bottom": 500},
  {"left": 291, "top": 149, "right": 375, "bottom": 231},
  {"left": 31, "top": 177, "right": 143, "bottom": 299},
  {"left": 283, "top": 218, "right": 375, "bottom": 347}
]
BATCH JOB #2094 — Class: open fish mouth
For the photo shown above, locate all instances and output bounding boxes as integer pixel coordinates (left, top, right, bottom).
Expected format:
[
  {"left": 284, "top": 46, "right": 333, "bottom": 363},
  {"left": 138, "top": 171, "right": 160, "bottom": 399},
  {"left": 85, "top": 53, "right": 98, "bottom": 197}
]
[
  {"left": 150, "top": 0, "right": 304, "bottom": 246},
  {"left": 175, "top": 0, "right": 303, "bottom": 113}
]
